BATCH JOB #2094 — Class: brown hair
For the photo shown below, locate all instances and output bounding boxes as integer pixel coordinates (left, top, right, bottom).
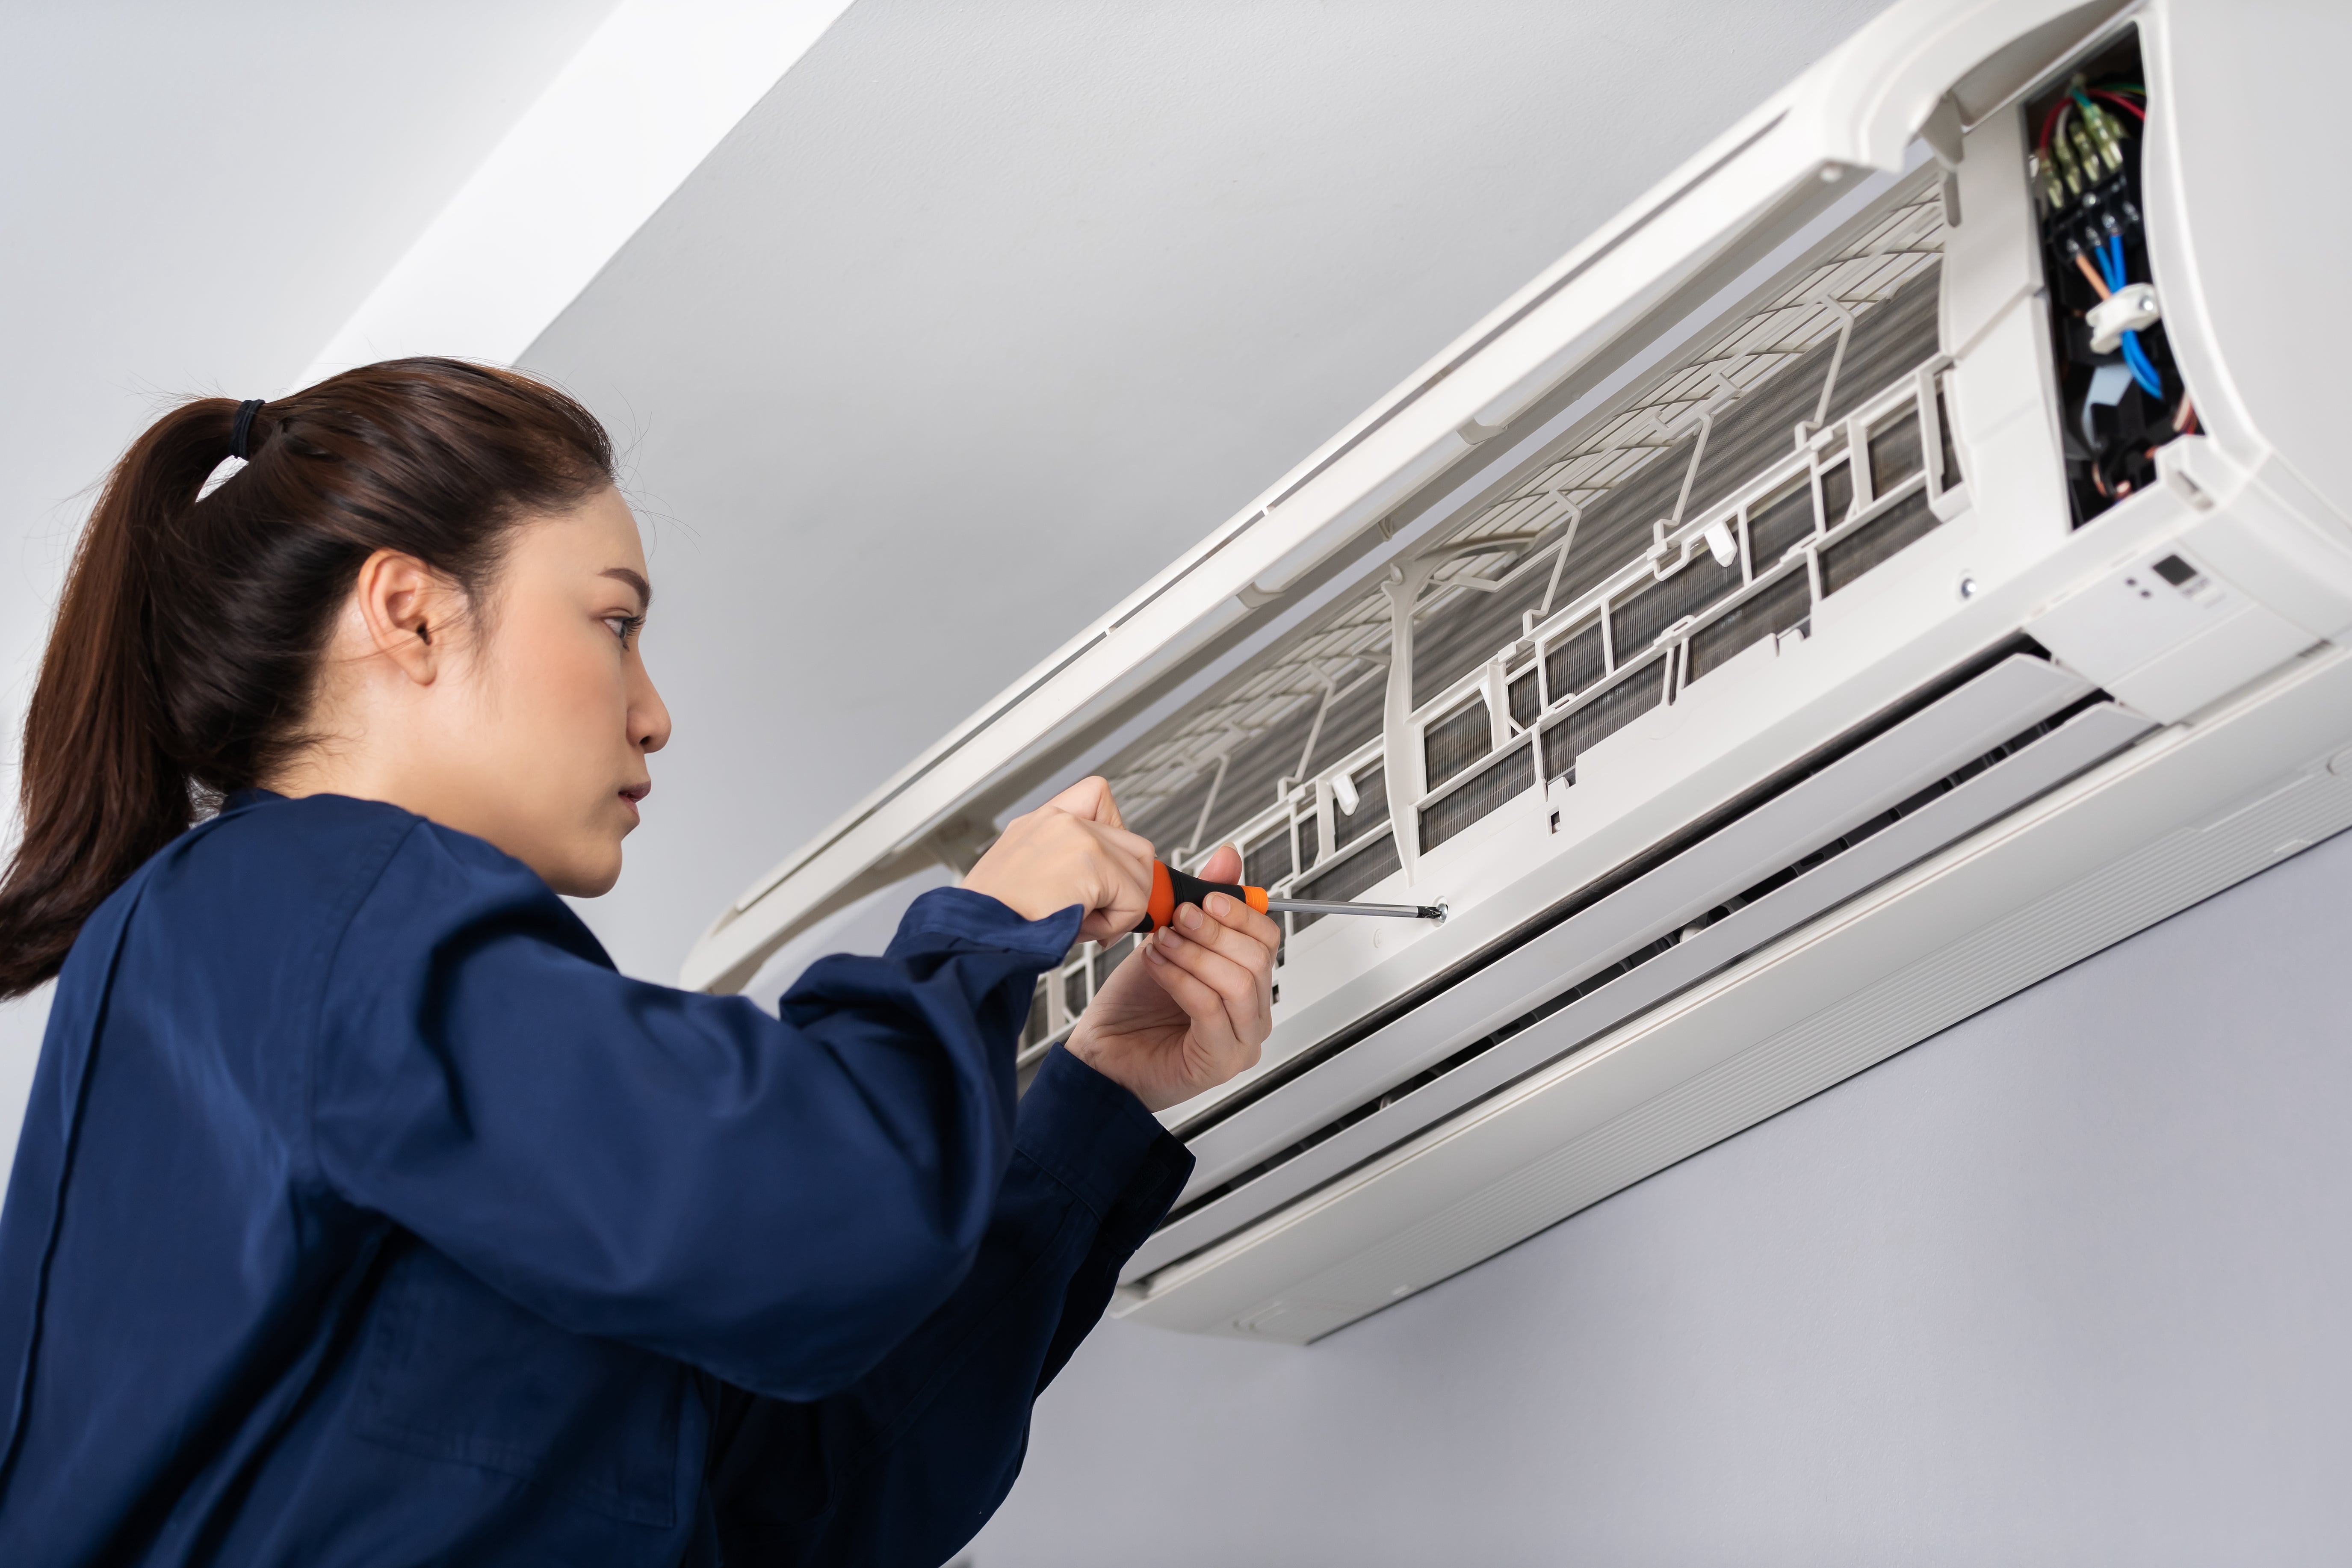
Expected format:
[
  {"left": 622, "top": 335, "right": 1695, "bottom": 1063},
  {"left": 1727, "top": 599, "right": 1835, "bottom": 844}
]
[{"left": 0, "top": 358, "right": 615, "bottom": 996}]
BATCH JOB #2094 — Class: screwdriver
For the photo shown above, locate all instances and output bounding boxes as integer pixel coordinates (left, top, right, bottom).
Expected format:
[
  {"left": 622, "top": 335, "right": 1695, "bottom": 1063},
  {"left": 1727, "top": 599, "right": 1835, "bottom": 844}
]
[{"left": 1132, "top": 859, "right": 1444, "bottom": 935}]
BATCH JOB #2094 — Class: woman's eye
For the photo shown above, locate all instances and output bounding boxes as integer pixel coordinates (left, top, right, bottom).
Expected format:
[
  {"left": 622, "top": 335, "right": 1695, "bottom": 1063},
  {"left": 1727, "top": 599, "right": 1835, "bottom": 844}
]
[{"left": 605, "top": 615, "right": 644, "bottom": 647}]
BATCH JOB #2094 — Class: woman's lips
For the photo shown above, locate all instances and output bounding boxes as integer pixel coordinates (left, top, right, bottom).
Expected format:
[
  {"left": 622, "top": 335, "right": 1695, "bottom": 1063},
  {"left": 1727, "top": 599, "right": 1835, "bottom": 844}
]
[{"left": 619, "top": 781, "right": 650, "bottom": 820}]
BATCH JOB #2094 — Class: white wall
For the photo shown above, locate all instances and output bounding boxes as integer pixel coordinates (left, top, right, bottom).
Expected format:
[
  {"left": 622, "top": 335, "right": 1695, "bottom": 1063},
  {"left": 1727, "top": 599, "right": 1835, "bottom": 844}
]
[
  {"left": 0, "top": 0, "right": 623, "bottom": 1177},
  {"left": 8, "top": 4, "right": 2349, "bottom": 1554},
  {"left": 968, "top": 825, "right": 2352, "bottom": 1565}
]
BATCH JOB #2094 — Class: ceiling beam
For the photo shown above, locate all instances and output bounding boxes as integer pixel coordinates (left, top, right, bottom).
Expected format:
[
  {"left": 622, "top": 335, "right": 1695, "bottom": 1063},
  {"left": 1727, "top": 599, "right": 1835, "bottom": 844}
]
[{"left": 296, "top": 0, "right": 855, "bottom": 386}]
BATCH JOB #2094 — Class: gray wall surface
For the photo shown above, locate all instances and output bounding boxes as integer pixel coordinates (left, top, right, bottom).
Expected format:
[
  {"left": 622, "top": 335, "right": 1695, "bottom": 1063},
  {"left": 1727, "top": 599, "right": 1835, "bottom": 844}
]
[{"left": 965, "top": 825, "right": 2352, "bottom": 1566}]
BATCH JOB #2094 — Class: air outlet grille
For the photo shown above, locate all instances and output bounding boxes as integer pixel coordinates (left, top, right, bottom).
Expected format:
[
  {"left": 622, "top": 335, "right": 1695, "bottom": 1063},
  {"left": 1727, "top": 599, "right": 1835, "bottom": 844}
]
[{"left": 1123, "top": 654, "right": 2154, "bottom": 1285}]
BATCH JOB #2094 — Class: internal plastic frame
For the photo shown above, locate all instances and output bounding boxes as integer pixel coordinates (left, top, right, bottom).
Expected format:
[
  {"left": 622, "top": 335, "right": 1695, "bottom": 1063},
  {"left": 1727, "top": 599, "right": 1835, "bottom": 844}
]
[{"left": 1018, "top": 172, "right": 1966, "bottom": 1076}]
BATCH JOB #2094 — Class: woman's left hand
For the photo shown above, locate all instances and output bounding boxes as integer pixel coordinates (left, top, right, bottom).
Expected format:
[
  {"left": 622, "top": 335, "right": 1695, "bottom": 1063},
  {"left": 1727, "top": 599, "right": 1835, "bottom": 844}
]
[{"left": 1064, "top": 842, "right": 1280, "bottom": 1113}]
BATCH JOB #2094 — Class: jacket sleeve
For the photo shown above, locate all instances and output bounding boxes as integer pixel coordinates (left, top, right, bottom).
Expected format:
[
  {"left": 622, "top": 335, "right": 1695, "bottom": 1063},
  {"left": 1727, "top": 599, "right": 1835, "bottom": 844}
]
[
  {"left": 701, "top": 1043, "right": 1194, "bottom": 1568},
  {"left": 309, "top": 818, "right": 1081, "bottom": 1401}
]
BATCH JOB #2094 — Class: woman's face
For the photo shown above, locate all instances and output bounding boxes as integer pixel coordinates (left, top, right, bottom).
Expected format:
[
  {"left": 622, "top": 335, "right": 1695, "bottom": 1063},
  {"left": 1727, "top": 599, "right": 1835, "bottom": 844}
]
[{"left": 437, "top": 487, "right": 672, "bottom": 896}]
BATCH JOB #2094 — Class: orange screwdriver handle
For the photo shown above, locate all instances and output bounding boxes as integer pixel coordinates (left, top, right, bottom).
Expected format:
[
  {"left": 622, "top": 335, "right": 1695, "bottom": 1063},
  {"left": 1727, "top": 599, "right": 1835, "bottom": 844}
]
[{"left": 1134, "top": 860, "right": 1269, "bottom": 934}]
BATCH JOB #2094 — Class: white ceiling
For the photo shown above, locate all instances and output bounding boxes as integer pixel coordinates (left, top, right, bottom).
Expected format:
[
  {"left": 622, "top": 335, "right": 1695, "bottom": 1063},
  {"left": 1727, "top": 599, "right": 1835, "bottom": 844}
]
[{"left": 522, "top": 0, "right": 1887, "bottom": 982}]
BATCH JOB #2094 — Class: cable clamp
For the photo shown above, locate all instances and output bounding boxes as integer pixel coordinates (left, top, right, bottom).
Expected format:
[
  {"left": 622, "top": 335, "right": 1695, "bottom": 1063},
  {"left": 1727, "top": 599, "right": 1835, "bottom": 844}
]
[{"left": 2088, "top": 282, "right": 2160, "bottom": 354}]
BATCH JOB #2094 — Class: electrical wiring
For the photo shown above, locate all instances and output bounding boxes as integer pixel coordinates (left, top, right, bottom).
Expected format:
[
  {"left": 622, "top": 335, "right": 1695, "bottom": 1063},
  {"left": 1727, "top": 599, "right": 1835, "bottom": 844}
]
[
  {"left": 2035, "top": 60, "right": 2181, "bottom": 519},
  {"left": 2097, "top": 235, "right": 2164, "bottom": 399},
  {"left": 2075, "top": 251, "right": 2112, "bottom": 298},
  {"left": 2040, "top": 97, "right": 2070, "bottom": 153}
]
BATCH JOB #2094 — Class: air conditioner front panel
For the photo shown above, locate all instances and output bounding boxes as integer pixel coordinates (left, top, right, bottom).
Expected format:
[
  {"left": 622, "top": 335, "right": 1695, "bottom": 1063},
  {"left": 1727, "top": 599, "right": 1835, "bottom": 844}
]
[
  {"left": 1125, "top": 697, "right": 2157, "bottom": 1283},
  {"left": 1120, "top": 645, "right": 2352, "bottom": 1340},
  {"left": 1158, "top": 654, "right": 2103, "bottom": 1210},
  {"left": 692, "top": 0, "right": 2352, "bottom": 1340},
  {"left": 683, "top": 0, "right": 2122, "bottom": 995},
  {"left": 1125, "top": 668, "right": 2153, "bottom": 1285}
]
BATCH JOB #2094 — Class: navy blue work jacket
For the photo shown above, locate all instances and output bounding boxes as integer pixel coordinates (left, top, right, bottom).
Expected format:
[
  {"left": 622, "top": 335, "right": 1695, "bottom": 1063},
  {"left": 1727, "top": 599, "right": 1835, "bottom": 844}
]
[{"left": 0, "top": 790, "right": 1190, "bottom": 1565}]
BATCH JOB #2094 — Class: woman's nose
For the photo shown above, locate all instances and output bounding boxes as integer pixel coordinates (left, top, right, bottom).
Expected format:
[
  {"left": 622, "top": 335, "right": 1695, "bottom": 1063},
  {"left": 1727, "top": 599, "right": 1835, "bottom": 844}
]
[{"left": 632, "top": 668, "right": 673, "bottom": 755}]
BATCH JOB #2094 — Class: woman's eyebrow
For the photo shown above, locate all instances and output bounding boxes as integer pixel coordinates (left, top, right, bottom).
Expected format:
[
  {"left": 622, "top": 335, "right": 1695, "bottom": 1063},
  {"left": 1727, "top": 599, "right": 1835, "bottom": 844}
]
[{"left": 600, "top": 567, "right": 652, "bottom": 611}]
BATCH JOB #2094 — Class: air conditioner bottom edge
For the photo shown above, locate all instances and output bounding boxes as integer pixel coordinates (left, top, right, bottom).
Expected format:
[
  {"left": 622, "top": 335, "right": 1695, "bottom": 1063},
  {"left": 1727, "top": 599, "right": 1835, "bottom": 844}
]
[{"left": 1114, "top": 641, "right": 2352, "bottom": 1344}]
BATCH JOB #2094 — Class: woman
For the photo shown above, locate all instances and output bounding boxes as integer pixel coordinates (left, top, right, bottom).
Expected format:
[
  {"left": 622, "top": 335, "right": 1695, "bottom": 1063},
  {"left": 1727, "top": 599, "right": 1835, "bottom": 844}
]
[{"left": 0, "top": 360, "right": 1278, "bottom": 1565}]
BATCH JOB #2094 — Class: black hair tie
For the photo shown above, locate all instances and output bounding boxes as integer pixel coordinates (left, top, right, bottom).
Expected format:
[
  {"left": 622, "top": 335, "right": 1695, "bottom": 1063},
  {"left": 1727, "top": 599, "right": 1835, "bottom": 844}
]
[{"left": 228, "top": 399, "right": 266, "bottom": 461}]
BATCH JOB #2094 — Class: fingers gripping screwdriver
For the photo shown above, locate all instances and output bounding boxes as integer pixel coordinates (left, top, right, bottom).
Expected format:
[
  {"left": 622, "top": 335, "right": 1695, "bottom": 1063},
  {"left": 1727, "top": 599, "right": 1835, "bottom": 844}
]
[{"left": 1132, "top": 859, "right": 1444, "bottom": 935}]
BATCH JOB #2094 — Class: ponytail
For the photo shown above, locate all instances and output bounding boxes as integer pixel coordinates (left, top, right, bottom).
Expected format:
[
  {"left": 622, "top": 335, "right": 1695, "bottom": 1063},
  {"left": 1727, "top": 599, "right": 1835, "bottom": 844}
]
[{"left": 0, "top": 360, "right": 614, "bottom": 996}]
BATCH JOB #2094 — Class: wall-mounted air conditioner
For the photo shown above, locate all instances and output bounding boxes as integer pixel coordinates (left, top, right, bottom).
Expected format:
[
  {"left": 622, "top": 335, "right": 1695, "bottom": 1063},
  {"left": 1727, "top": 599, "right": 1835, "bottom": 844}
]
[{"left": 687, "top": 0, "right": 2352, "bottom": 1344}]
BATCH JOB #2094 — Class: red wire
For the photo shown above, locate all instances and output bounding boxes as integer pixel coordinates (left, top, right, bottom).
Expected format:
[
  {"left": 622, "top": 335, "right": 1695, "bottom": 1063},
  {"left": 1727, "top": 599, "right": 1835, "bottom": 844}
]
[
  {"left": 2091, "top": 90, "right": 2146, "bottom": 120},
  {"left": 2039, "top": 99, "right": 2068, "bottom": 152}
]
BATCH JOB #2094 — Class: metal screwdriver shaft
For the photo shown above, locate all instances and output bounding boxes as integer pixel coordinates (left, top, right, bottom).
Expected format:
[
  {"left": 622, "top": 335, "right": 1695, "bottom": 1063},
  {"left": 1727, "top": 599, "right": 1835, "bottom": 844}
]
[
  {"left": 1264, "top": 896, "right": 1443, "bottom": 921},
  {"left": 1134, "top": 860, "right": 1443, "bottom": 933}
]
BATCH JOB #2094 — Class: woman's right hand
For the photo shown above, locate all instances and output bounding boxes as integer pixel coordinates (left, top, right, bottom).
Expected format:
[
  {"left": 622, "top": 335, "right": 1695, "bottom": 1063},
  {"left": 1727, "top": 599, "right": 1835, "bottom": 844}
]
[{"left": 959, "top": 777, "right": 1155, "bottom": 945}]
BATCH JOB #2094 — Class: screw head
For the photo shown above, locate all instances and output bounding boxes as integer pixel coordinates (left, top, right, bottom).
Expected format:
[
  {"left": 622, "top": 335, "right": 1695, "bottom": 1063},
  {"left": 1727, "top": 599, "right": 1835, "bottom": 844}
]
[{"left": 1958, "top": 576, "right": 1980, "bottom": 600}]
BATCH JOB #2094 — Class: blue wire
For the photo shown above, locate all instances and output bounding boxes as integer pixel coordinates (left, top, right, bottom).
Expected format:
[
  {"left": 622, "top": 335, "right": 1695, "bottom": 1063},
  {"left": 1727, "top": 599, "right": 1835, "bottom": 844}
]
[
  {"left": 2100, "top": 235, "right": 2163, "bottom": 397},
  {"left": 2122, "top": 331, "right": 2163, "bottom": 398}
]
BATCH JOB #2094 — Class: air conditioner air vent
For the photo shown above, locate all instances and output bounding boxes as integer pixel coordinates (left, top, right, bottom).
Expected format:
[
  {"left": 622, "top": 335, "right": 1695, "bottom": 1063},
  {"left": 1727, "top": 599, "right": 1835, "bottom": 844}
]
[{"left": 1124, "top": 653, "right": 2155, "bottom": 1282}]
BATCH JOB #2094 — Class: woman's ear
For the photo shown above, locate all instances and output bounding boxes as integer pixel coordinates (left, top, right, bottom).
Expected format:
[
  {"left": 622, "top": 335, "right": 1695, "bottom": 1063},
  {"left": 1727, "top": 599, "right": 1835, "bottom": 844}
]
[{"left": 352, "top": 548, "right": 457, "bottom": 685}]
